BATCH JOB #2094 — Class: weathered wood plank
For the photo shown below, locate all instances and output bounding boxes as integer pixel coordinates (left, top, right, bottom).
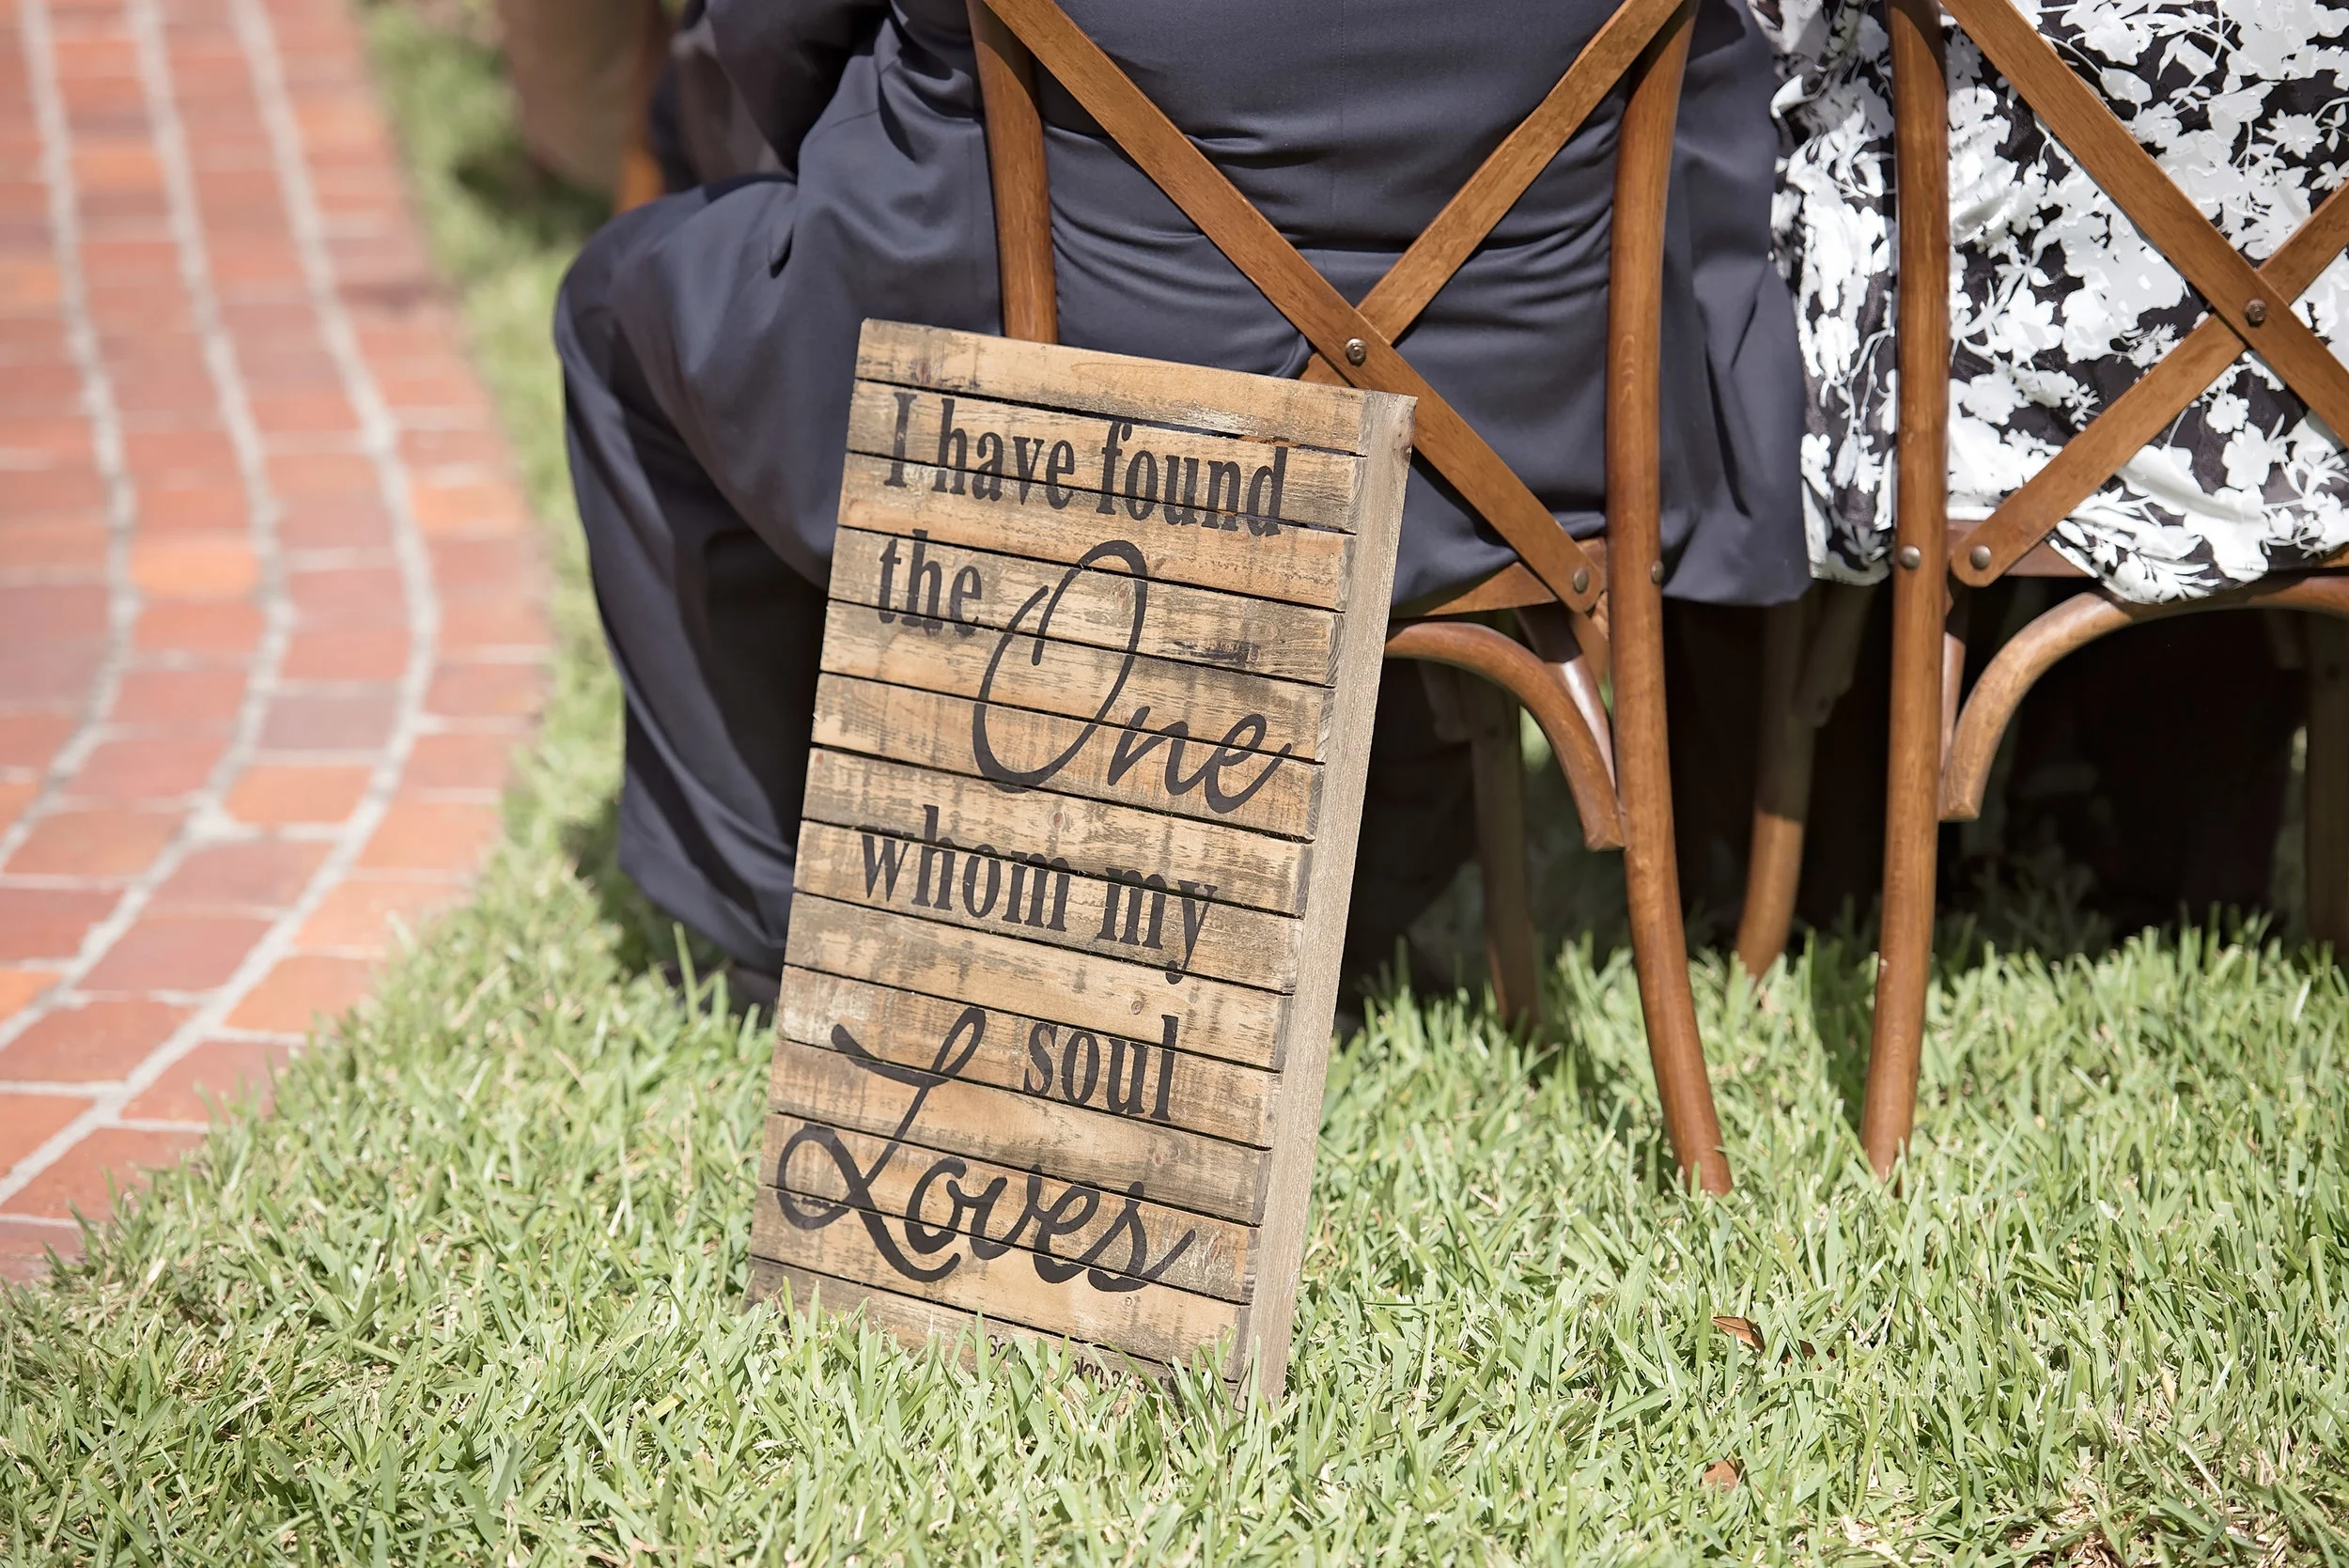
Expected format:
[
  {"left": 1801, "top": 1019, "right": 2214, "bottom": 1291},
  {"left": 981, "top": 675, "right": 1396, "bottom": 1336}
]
[
  {"left": 848, "top": 383, "right": 1359, "bottom": 534},
  {"left": 792, "top": 820, "right": 1301, "bottom": 992},
  {"left": 764, "top": 1035, "right": 1268, "bottom": 1225},
  {"left": 758, "top": 1114, "right": 1256, "bottom": 1302},
  {"left": 779, "top": 967, "right": 1281, "bottom": 1148},
  {"left": 800, "top": 749, "right": 1307, "bottom": 918},
  {"left": 839, "top": 457, "right": 1353, "bottom": 612},
  {"left": 818, "top": 601, "right": 1330, "bottom": 765},
  {"left": 746, "top": 1207, "right": 1242, "bottom": 1375},
  {"left": 810, "top": 675, "right": 1319, "bottom": 842},
  {"left": 855, "top": 318, "right": 1370, "bottom": 454},
  {"left": 830, "top": 527, "right": 1339, "bottom": 685},
  {"left": 784, "top": 895, "right": 1289, "bottom": 1070},
  {"left": 1237, "top": 381, "right": 1414, "bottom": 1399},
  {"left": 745, "top": 1256, "right": 1206, "bottom": 1383}
]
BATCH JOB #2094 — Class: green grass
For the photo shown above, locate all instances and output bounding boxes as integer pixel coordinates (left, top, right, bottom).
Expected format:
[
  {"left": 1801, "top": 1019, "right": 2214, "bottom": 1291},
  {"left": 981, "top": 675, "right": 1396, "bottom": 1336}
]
[{"left": 4, "top": 8, "right": 2347, "bottom": 1562}]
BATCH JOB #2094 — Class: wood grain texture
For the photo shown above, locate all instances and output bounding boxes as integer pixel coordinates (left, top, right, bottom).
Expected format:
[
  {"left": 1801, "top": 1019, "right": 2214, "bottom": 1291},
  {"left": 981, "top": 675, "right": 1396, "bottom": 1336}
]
[
  {"left": 769, "top": 320, "right": 1413, "bottom": 1392},
  {"left": 780, "top": 968, "right": 1282, "bottom": 1147},
  {"left": 766, "top": 1035, "right": 1270, "bottom": 1225},
  {"left": 831, "top": 527, "right": 1340, "bottom": 684},
  {"left": 800, "top": 748, "right": 1308, "bottom": 917},
  {"left": 840, "top": 457, "right": 1354, "bottom": 612},
  {"left": 810, "top": 675, "right": 1320, "bottom": 841},
  {"left": 1237, "top": 391, "right": 1412, "bottom": 1398},
  {"left": 747, "top": 1171, "right": 1246, "bottom": 1374},
  {"left": 968, "top": 0, "right": 1057, "bottom": 344},
  {"left": 1861, "top": 0, "right": 1952, "bottom": 1179},
  {"left": 1600, "top": 5, "right": 1729, "bottom": 1196},
  {"left": 758, "top": 1115, "right": 1257, "bottom": 1301},
  {"left": 745, "top": 1256, "right": 1203, "bottom": 1383},
  {"left": 785, "top": 895, "right": 1289, "bottom": 1070},
  {"left": 817, "top": 601, "right": 1330, "bottom": 765},
  {"left": 856, "top": 318, "right": 1371, "bottom": 453},
  {"left": 846, "top": 382, "right": 1361, "bottom": 532},
  {"left": 792, "top": 820, "right": 1303, "bottom": 992}
]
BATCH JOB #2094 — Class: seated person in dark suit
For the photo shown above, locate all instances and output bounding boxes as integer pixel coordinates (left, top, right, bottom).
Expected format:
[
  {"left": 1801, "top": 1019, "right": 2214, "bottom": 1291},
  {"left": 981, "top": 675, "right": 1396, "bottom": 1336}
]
[{"left": 556, "top": 0, "right": 1806, "bottom": 995}]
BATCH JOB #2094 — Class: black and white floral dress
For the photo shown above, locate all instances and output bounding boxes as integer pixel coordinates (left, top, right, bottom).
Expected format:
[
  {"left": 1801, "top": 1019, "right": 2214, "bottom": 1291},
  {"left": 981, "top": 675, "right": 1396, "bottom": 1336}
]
[{"left": 1752, "top": 0, "right": 2349, "bottom": 602}]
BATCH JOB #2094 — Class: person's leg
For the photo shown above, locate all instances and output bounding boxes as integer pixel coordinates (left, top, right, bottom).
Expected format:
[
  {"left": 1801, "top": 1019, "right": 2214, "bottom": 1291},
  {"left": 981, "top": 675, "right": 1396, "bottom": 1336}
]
[{"left": 556, "top": 198, "right": 822, "bottom": 977}]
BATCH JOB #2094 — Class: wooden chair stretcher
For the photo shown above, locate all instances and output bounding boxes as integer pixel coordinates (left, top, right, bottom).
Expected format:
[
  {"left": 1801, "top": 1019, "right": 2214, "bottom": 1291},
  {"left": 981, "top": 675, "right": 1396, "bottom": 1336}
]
[{"left": 966, "top": 0, "right": 1735, "bottom": 1191}]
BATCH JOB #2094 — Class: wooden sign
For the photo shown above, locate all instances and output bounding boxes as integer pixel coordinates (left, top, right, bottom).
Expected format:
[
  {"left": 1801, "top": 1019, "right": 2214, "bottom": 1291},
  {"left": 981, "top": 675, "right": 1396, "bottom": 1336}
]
[{"left": 746, "top": 320, "right": 1412, "bottom": 1398}]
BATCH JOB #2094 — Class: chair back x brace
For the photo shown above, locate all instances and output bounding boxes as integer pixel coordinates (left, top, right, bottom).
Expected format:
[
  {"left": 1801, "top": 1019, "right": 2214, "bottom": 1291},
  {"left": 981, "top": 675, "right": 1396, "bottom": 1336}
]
[
  {"left": 1859, "top": 0, "right": 2349, "bottom": 1173},
  {"left": 960, "top": 0, "right": 1735, "bottom": 1192}
]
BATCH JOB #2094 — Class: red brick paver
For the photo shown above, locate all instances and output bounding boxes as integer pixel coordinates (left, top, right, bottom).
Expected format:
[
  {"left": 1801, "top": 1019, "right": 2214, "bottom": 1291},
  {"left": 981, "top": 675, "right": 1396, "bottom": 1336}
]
[{"left": 0, "top": 0, "right": 547, "bottom": 1278}]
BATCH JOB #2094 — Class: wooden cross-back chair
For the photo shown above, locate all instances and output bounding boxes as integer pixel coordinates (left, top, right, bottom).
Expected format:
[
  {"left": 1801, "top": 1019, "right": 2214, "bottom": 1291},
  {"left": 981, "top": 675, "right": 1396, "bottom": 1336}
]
[
  {"left": 1738, "top": 0, "right": 2349, "bottom": 1175},
  {"left": 959, "top": 0, "right": 1735, "bottom": 1192}
]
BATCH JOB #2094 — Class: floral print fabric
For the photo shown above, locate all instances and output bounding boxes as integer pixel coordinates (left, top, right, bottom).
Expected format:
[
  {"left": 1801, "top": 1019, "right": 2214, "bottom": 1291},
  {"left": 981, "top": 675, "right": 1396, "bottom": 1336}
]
[{"left": 1752, "top": 0, "right": 2349, "bottom": 601}]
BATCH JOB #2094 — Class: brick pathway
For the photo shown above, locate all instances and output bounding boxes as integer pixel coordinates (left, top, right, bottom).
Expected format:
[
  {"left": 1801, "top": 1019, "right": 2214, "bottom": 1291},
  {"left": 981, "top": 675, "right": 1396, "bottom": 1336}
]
[{"left": 0, "top": 0, "right": 548, "bottom": 1279}]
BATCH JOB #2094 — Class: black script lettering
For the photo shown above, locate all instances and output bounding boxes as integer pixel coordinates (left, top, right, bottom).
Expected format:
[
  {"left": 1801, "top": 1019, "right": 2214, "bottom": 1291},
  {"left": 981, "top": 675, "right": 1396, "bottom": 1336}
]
[
  {"left": 1012, "top": 436, "right": 1045, "bottom": 502},
  {"left": 1077, "top": 1186, "right": 1196, "bottom": 1293},
  {"left": 1159, "top": 455, "right": 1201, "bottom": 525},
  {"left": 1026, "top": 1185, "right": 1105, "bottom": 1284},
  {"left": 971, "top": 540, "right": 1148, "bottom": 789},
  {"left": 1044, "top": 440, "right": 1077, "bottom": 507},
  {"left": 930, "top": 397, "right": 969, "bottom": 494},
  {"left": 1002, "top": 852, "right": 1073, "bottom": 931},
  {"left": 972, "top": 430, "right": 1005, "bottom": 500},
  {"left": 902, "top": 530, "right": 945, "bottom": 629},
  {"left": 860, "top": 830, "right": 909, "bottom": 899},
  {"left": 1062, "top": 1030, "right": 1099, "bottom": 1103},
  {"left": 1023, "top": 1021, "right": 1055, "bottom": 1094},
  {"left": 1105, "top": 1035, "right": 1147, "bottom": 1114},
  {"left": 1106, "top": 706, "right": 1295, "bottom": 819},
  {"left": 1097, "top": 422, "right": 1131, "bottom": 514},
  {"left": 959, "top": 845, "right": 1001, "bottom": 918},
  {"left": 875, "top": 536, "right": 902, "bottom": 625},
  {"left": 885, "top": 390, "right": 917, "bottom": 488},
  {"left": 1174, "top": 880, "right": 1216, "bottom": 982},
  {"left": 1204, "top": 459, "right": 1243, "bottom": 521},
  {"left": 776, "top": 1008, "right": 1201, "bottom": 1290},
  {"left": 1124, "top": 451, "right": 1158, "bottom": 520},
  {"left": 914, "top": 802, "right": 957, "bottom": 909},
  {"left": 1097, "top": 867, "right": 1168, "bottom": 952},
  {"left": 948, "top": 564, "right": 982, "bottom": 636},
  {"left": 1244, "top": 445, "right": 1287, "bottom": 535},
  {"left": 1153, "top": 1016, "right": 1177, "bottom": 1121}
]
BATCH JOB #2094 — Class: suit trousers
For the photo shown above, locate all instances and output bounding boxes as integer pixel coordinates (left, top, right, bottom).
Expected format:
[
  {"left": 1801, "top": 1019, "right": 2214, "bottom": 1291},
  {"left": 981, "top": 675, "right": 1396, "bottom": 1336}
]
[{"left": 557, "top": 195, "right": 1478, "bottom": 982}]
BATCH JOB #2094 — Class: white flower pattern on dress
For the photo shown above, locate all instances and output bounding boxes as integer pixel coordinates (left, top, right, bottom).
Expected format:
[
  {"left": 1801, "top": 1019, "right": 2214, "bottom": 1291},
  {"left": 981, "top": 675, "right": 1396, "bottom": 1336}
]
[{"left": 1751, "top": 0, "right": 2349, "bottom": 601}]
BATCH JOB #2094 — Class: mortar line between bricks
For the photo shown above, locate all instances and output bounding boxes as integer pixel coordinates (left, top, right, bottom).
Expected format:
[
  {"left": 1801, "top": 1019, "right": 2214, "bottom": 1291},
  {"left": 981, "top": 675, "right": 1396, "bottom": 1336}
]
[
  {"left": 3, "top": 0, "right": 146, "bottom": 872},
  {"left": 0, "top": 0, "right": 305, "bottom": 1195},
  {"left": 0, "top": 0, "right": 448, "bottom": 1211}
]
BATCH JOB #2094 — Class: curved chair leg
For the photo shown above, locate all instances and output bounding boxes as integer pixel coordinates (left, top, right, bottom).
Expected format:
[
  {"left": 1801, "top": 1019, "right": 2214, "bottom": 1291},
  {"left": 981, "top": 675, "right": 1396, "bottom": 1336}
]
[
  {"left": 1735, "top": 597, "right": 1814, "bottom": 978},
  {"left": 1608, "top": 8, "right": 1729, "bottom": 1194},
  {"left": 1859, "top": 0, "right": 1949, "bottom": 1178},
  {"left": 2306, "top": 615, "right": 2349, "bottom": 959},
  {"left": 1464, "top": 680, "right": 1542, "bottom": 1024}
]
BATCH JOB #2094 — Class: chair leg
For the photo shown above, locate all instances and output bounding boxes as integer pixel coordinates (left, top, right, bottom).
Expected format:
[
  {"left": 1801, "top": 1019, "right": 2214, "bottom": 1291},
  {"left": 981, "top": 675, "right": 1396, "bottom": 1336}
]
[
  {"left": 1859, "top": 0, "right": 1948, "bottom": 1181},
  {"left": 1859, "top": 570, "right": 1943, "bottom": 1177},
  {"left": 1735, "top": 597, "right": 1815, "bottom": 978},
  {"left": 2305, "top": 615, "right": 2349, "bottom": 958},
  {"left": 1465, "top": 681, "right": 1542, "bottom": 1025}
]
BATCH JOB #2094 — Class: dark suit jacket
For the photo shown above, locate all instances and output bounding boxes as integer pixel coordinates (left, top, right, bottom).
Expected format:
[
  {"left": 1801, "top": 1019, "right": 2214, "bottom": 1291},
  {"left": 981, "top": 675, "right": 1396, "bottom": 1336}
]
[{"left": 606, "top": 0, "right": 1805, "bottom": 608}]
